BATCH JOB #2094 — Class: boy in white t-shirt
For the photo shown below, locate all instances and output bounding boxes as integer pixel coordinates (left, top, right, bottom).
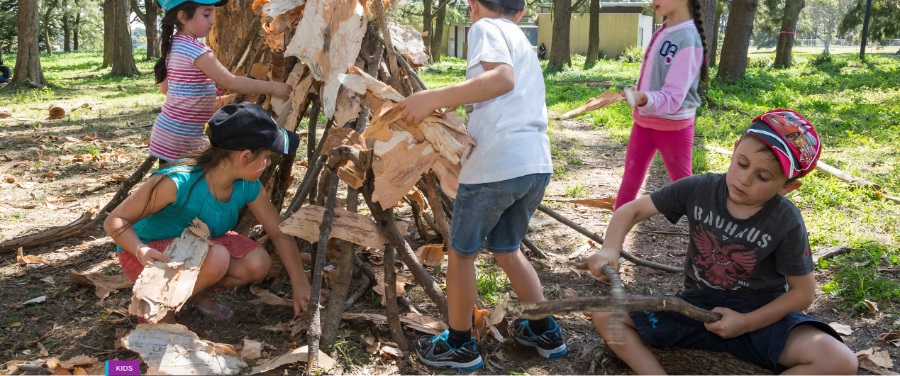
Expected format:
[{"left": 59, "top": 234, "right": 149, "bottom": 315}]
[{"left": 397, "top": 0, "right": 562, "bottom": 371}]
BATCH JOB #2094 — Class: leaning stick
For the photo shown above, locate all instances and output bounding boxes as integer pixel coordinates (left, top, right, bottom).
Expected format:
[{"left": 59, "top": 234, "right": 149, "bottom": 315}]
[
  {"left": 701, "top": 145, "right": 900, "bottom": 204},
  {"left": 537, "top": 204, "right": 683, "bottom": 273},
  {"left": 558, "top": 91, "right": 625, "bottom": 119},
  {"left": 384, "top": 244, "right": 410, "bottom": 352},
  {"left": 306, "top": 165, "right": 340, "bottom": 373},
  {"left": 362, "top": 178, "right": 449, "bottom": 319}
]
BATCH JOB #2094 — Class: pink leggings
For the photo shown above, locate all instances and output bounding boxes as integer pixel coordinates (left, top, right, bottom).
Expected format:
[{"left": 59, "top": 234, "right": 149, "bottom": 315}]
[{"left": 614, "top": 123, "right": 694, "bottom": 209}]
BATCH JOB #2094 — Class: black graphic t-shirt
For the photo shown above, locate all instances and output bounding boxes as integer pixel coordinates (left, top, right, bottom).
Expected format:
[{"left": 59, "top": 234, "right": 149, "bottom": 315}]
[{"left": 650, "top": 173, "right": 814, "bottom": 293}]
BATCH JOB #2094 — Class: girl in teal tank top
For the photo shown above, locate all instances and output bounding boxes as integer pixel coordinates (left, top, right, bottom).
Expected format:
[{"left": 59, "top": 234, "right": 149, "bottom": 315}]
[{"left": 105, "top": 103, "right": 309, "bottom": 323}]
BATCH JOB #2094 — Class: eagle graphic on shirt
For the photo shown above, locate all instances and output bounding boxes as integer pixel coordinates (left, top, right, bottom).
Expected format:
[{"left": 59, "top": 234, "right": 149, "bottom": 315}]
[{"left": 691, "top": 225, "right": 757, "bottom": 289}]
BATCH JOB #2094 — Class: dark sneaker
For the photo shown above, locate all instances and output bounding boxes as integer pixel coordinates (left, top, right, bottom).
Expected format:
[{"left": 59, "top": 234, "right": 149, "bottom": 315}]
[
  {"left": 415, "top": 330, "right": 483, "bottom": 371},
  {"left": 513, "top": 317, "right": 568, "bottom": 359}
]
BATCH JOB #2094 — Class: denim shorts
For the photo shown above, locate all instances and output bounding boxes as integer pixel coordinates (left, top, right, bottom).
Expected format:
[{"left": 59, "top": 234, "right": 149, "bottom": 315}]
[
  {"left": 449, "top": 173, "right": 550, "bottom": 256},
  {"left": 630, "top": 288, "right": 842, "bottom": 372}
]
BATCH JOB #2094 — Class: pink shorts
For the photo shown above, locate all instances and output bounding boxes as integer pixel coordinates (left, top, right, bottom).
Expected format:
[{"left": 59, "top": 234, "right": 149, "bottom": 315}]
[{"left": 118, "top": 231, "right": 260, "bottom": 282}]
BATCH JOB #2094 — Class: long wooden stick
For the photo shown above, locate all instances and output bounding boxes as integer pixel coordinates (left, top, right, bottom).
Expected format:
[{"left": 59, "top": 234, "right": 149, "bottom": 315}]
[
  {"left": 506, "top": 295, "right": 722, "bottom": 324},
  {"left": 306, "top": 168, "right": 340, "bottom": 372},
  {"left": 384, "top": 243, "right": 410, "bottom": 351},
  {"left": 537, "top": 204, "right": 683, "bottom": 273},
  {"left": 701, "top": 145, "right": 899, "bottom": 203},
  {"left": 370, "top": 0, "right": 400, "bottom": 88},
  {"left": 362, "top": 178, "right": 449, "bottom": 319}
]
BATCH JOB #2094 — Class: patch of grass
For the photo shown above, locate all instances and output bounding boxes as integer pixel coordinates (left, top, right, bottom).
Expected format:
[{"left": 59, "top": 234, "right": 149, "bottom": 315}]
[
  {"left": 78, "top": 144, "right": 101, "bottom": 157},
  {"left": 563, "top": 182, "right": 589, "bottom": 198},
  {"left": 324, "top": 337, "right": 370, "bottom": 367},
  {"left": 476, "top": 260, "right": 509, "bottom": 307},
  {"left": 821, "top": 241, "right": 900, "bottom": 312}
]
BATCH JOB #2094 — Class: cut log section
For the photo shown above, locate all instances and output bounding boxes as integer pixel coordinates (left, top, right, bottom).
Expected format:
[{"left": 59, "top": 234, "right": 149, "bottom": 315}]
[
  {"left": 49, "top": 101, "right": 90, "bottom": 119},
  {"left": 121, "top": 323, "right": 247, "bottom": 375},
  {"left": 559, "top": 91, "right": 625, "bottom": 119},
  {"left": 129, "top": 219, "right": 212, "bottom": 323}
]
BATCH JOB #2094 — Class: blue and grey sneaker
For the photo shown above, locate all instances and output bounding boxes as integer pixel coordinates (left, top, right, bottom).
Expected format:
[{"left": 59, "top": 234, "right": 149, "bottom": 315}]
[
  {"left": 415, "top": 330, "right": 484, "bottom": 371},
  {"left": 512, "top": 317, "right": 568, "bottom": 358}
]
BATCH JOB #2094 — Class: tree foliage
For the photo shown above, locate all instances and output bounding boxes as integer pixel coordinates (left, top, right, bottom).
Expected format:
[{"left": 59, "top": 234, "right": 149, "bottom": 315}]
[
  {"left": 839, "top": 0, "right": 900, "bottom": 43},
  {"left": 0, "top": 0, "right": 17, "bottom": 52}
]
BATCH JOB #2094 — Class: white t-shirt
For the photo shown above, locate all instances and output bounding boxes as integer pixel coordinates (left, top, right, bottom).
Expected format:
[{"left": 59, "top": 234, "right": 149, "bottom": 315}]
[{"left": 459, "top": 18, "right": 553, "bottom": 184}]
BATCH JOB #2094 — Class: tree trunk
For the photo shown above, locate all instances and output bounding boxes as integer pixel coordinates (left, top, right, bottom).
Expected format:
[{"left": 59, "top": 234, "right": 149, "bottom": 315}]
[
  {"left": 208, "top": 0, "right": 258, "bottom": 67},
  {"left": 42, "top": 1, "right": 56, "bottom": 56},
  {"left": 823, "top": 26, "right": 832, "bottom": 53},
  {"left": 585, "top": 0, "right": 600, "bottom": 67},
  {"left": 422, "top": 0, "right": 433, "bottom": 62},
  {"left": 145, "top": 0, "right": 159, "bottom": 60},
  {"left": 63, "top": 0, "right": 71, "bottom": 52},
  {"left": 430, "top": 1, "right": 447, "bottom": 63},
  {"left": 773, "top": 0, "right": 804, "bottom": 68},
  {"left": 716, "top": 0, "right": 757, "bottom": 82},
  {"left": 105, "top": 0, "right": 139, "bottom": 76},
  {"left": 12, "top": 0, "right": 48, "bottom": 87},
  {"left": 548, "top": 0, "right": 572, "bottom": 69},
  {"left": 710, "top": 1, "right": 723, "bottom": 67},
  {"left": 74, "top": 8, "right": 80, "bottom": 51},
  {"left": 699, "top": 0, "right": 715, "bottom": 55},
  {"left": 131, "top": 0, "right": 159, "bottom": 61}
]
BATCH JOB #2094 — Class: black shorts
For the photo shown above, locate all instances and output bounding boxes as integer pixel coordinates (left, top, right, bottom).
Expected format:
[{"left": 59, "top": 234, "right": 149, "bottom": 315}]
[{"left": 630, "top": 288, "right": 842, "bottom": 372}]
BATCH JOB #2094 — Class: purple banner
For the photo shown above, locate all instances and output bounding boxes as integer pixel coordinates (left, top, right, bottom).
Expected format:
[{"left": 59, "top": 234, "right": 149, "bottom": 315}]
[{"left": 106, "top": 360, "right": 141, "bottom": 376}]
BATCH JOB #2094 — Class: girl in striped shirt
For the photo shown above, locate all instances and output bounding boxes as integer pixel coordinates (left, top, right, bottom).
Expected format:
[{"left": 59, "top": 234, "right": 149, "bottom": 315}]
[{"left": 151, "top": 0, "right": 292, "bottom": 162}]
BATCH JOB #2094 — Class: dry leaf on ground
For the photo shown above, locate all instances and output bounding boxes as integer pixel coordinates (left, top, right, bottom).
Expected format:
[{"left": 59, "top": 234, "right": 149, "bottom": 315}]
[
  {"left": 829, "top": 322, "right": 853, "bottom": 336},
  {"left": 249, "top": 285, "right": 294, "bottom": 307}
]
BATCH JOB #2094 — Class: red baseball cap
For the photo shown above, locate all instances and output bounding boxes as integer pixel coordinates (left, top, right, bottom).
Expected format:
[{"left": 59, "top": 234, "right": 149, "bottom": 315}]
[{"left": 745, "top": 109, "right": 822, "bottom": 180}]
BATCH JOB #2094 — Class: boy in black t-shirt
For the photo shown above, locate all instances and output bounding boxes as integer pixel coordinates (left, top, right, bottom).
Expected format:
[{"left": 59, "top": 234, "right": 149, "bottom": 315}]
[
  {"left": 0, "top": 56, "right": 11, "bottom": 83},
  {"left": 587, "top": 109, "right": 857, "bottom": 374}
]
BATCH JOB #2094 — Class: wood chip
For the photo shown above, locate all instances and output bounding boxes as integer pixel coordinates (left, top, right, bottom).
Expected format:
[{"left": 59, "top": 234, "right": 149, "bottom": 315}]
[{"left": 251, "top": 345, "right": 335, "bottom": 374}]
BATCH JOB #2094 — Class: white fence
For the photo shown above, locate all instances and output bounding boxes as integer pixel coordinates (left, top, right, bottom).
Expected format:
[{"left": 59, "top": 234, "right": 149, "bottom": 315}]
[{"left": 794, "top": 38, "right": 900, "bottom": 47}]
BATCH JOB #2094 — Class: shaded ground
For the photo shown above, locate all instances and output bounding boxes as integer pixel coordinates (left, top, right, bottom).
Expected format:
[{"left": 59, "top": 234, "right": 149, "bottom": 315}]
[{"left": 0, "top": 110, "right": 897, "bottom": 375}]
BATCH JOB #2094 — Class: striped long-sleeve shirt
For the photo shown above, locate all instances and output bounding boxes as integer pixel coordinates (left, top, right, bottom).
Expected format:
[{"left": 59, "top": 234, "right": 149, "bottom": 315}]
[
  {"left": 633, "top": 19, "right": 703, "bottom": 131},
  {"left": 149, "top": 34, "right": 217, "bottom": 162}
]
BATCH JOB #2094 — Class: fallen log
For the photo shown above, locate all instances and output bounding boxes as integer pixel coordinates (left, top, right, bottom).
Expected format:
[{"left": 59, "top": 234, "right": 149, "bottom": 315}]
[
  {"left": 49, "top": 101, "right": 89, "bottom": 119},
  {"left": 0, "top": 108, "right": 11, "bottom": 118},
  {"left": 0, "top": 155, "right": 157, "bottom": 253}
]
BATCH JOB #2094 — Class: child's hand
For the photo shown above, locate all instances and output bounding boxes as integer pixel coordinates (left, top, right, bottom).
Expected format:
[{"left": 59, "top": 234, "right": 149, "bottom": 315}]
[
  {"left": 623, "top": 87, "right": 648, "bottom": 108},
  {"left": 272, "top": 82, "right": 292, "bottom": 100},
  {"left": 292, "top": 278, "right": 311, "bottom": 317},
  {"left": 398, "top": 91, "right": 439, "bottom": 125},
  {"left": 586, "top": 248, "right": 620, "bottom": 281},
  {"left": 704, "top": 307, "right": 749, "bottom": 338},
  {"left": 136, "top": 244, "right": 172, "bottom": 267}
]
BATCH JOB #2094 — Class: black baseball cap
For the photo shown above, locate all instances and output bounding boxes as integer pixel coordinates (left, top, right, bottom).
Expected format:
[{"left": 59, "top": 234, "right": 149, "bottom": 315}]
[
  {"left": 479, "top": 0, "right": 525, "bottom": 10},
  {"left": 207, "top": 103, "right": 299, "bottom": 156}
]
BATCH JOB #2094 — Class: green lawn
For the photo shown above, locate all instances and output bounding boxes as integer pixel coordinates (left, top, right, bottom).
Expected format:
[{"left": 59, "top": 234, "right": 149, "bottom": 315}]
[
  {"left": 3, "top": 50, "right": 898, "bottom": 311},
  {"left": 422, "top": 53, "right": 900, "bottom": 310}
]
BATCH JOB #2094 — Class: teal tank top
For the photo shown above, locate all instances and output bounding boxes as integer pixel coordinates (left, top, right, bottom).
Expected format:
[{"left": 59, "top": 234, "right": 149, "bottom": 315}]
[{"left": 124, "top": 165, "right": 261, "bottom": 248}]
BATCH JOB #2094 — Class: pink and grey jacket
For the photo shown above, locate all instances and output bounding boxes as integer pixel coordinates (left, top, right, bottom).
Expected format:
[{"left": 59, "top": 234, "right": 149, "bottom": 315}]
[{"left": 633, "top": 19, "right": 703, "bottom": 131}]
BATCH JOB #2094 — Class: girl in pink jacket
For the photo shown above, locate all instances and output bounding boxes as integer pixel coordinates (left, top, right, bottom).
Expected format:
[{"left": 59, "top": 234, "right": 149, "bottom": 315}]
[{"left": 615, "top": 0, "right": 710, "bottom": 209}]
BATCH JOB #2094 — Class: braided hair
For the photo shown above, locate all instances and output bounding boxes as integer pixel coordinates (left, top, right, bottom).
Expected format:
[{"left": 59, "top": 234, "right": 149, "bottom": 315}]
[
  {"left": 688, "top": 0, "right": 710, "bottom": 82},
  {"left": 153, "top": 2, "right": 201, "bottom": 84}
]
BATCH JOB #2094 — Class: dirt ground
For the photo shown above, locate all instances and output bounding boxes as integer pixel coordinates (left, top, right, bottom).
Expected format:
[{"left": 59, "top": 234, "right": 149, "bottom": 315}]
[{"left": 0, "top": 112, "right": 897, "bottom": 375}]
